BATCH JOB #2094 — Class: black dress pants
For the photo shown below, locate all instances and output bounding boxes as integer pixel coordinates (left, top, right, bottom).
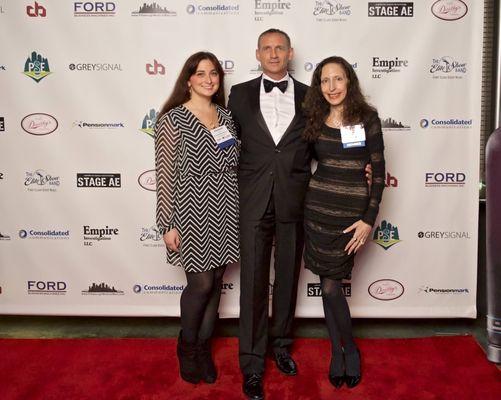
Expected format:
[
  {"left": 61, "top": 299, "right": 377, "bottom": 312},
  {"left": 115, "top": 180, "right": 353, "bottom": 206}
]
[{"left": 239, "top": 192, "right": 304, "bottom": 375}]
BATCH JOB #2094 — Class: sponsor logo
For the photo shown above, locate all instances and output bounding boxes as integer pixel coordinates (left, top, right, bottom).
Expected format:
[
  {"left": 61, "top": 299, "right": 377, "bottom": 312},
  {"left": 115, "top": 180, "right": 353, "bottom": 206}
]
[
  {"left": 77, "top": 173, "right": 121, "bottom": 188},
  {"left": 0, "top": 65, "right": 5, "bottom": 71},
  {"left": 307, "top": 282, "right": 351, "bottom": 297},
  {"left": 420, "top": 118, "right": 472, "bottom": 129},
  {"left": 28, "top": 281, "right": 67, "bottom": 295},
  {"left": 368, "top": 279, "right": 404, "bottom": 300},
  {"left": 219, "top": 59, "right": 235, "bottom": 74},
  {"left": 133, "top": 283, "right": 184, "bottom": 294},
  {"left": 25, "top": 169, "right": 60, "bottom": 191},
  {"left": 429, "top": 56, "right": 466, "bottom": 79},
  {"left": 373, "top": 220, "right": 401, "bottom": 250},
  {"left": 431, "top": 0, "right": 467, "bottom": 21},
  {"left": 26, "top": 1, "right": 46, "bottom": 17},
  {"left": 140, "top": 109, "right": 158, "bottom": 138},
  {"left": 304, "top": 61, "right": 357, "bottom": 72},
  {"left": 425, "top": 172, "right": 465, "bottom": 187},
  {"left": 381, "top": 116, "right": 410, "bottom": 132},
  {"left": 69, "top": 63, "right": 122, "bottom": 72},
  {"left": 140, "top": 226, "right": 163, "bottom": 247},
  {"left": 368, "top": 2, "right": 413, "bottom": 17},
  {"left": 419, "top": 285, "right": 469, "bottom": 294},
  {"left": 418, "top": 230, "right": 470, "bottom": 239},
  {"left": 187, "top": 2, "right": 239, "bottom": 15},
  {"left": 0, "top": 172, "right": 3, "bottom": 180},
  {"left": 72, "top": 120, "right": 124, "bottom": 129},
  {"left": 23, "top": 51, "right": 52, "bottom": 82},
  {"left": 254, "top": 0, "right": 290, "bottom": 20},
  {"left": 385, "top": 172, "right": 398, "bottom": 188},
  {"left": 21, "top": 113, "right": 58, "bottom": 135},
  {"left": 313, "top": 0, "right": 351, "bottom": 22},
  {"left": 0, "top": 232, "right": 11, "bottom": 241},
  {"left": 19, "top": 229, "right": 70, "bottom": 240},
  {"left": 74, "top": 1, "right": 116, "bottom": 17},
  {"left": 0, "top": 4, "right": 4, "bottom": 14},
  {"left": 83, "top": 225, "right": 119, "bottom": 246},
  {"left": 82, "top": 282, "right": 124, "bottom": 295},
  {"left": 221, "top": 281, "right": 234, "bottom": 295},
  {"left": 372, "top": 57, "right": 408, "bottom": 79},
  {"left": 0, "top": 116, "right": 4, "bottom": 131},
  {"left": 132, "top": 2, "right": 176, "bottom": 16},
  {"left": 138, "top": 170, "right": 156, "bottom": 191},
  {"left": 146, "top": 59, "right": 165, "bottom": 75}
]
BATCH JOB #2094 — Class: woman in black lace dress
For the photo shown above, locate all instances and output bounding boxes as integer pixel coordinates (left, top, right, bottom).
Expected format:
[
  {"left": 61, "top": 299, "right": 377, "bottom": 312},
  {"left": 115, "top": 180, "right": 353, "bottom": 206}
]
[{"left": 303, "top": 56, "right": 385, "bottom": 389}]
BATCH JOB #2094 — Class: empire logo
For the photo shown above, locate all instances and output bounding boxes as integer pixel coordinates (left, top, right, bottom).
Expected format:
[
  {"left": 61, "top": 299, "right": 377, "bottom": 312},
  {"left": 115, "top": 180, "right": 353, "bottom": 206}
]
[
  {"left": 372, "top": 220, "right": 401, "bottom": 250},
  {"left": 83, "top": 225, "right": 119, "bottom": 246},
  {"left": 77, "top": 173, "right": 121, "bottom": 188},
  {"left": 146, "top": 60, "right": 165, "bottom": 75},
  {"left": 26, "top": 1, "right": 46, "bottom": 17},
  {"left": 23, "top": 51, "right": 52, "bottom": 82},
  {"left": 140, "top": 109, "right": 158, "bottom": 138}
]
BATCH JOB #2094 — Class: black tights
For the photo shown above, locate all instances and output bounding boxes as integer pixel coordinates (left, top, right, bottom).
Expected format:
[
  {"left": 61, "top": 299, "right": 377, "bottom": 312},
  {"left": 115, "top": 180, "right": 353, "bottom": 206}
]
[
  {"left": 321, "top": 277, "right": 359, "bottom": 375},
  {"left": 180, "top": 266, "right": 226, "bottom": 343}
]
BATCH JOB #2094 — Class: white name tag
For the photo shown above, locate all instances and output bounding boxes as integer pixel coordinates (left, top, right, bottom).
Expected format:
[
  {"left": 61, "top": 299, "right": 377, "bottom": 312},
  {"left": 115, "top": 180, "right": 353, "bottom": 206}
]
[
  {"left": 210, "top": 125, "right": 236, "bottom": 150},
  {"left": 340, "top": 124, "right": 366, "bottom": 148}
]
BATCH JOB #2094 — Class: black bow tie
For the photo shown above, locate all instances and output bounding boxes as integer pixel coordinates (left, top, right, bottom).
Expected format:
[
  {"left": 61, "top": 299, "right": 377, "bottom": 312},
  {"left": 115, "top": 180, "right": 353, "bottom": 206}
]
[{"left": 263, "top": 79, "right": 288, "bottom": 93}]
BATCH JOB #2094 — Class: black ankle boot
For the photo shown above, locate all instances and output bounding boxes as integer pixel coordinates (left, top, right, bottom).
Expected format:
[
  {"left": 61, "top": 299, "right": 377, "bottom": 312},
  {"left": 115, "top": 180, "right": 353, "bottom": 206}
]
[
  {"left": 177, "top": 331, "right": 201, "bottom": 384},
  {"left": 198, "top": 338, "right": 217, "bottom": 383}
]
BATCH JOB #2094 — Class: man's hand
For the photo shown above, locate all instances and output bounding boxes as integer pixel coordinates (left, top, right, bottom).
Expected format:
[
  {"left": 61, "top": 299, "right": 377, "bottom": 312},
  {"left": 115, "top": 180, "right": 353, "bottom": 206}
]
[{"left": 163, "top": 228, "right": 180, "bottom": 252}]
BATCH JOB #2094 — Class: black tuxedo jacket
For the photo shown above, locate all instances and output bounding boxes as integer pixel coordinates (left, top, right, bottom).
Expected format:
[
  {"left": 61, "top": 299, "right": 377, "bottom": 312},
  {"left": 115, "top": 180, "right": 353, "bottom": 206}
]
[{"left": 228, "top": 76, "right": 311, "bottom": 222}]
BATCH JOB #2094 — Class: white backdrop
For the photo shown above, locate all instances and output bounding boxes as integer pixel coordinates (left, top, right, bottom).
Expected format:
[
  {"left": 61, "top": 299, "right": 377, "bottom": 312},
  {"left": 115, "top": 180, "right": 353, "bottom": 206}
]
[{"left": 0, "top": 0, "right": 481, "bottom": 317}]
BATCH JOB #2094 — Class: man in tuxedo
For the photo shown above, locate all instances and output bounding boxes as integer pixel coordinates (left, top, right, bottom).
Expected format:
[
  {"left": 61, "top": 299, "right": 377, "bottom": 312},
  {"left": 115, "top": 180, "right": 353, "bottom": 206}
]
[{"left": 228, "top": 29, "right": 310, "bottom": 400}]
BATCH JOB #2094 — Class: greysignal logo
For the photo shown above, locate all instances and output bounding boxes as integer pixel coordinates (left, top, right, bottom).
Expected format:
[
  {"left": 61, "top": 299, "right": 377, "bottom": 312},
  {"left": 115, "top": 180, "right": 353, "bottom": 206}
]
[
  {"left": 133, "top": 283, "right": 185, "bottom": 294},
  {"left": 72, "top": 120, "right": 125, "bottom": 129},
  {"left": 431, "top": 0, "right": 467, "bottom": 21},
  {"left": 368, "top": 2, "right": 413, "bottom": 17},
  {"left": 187, "top": 2, "right": 239, "bottom": 15},
  {"left": 381, "top": 116, "right": 410, "bottom": 132},
  {"left": 254, "top": 0, "right": 290, "bottom": 20},
  {"left": 418, "top": 231, "right": 470, "bottom": 239},
  {"left": 140, "top": 226, "right": 163, "bottom": 247},
  {"left": 82, "top": 282, "right": 124, "bottom": 295},
  {"left": 69, "top": 63, "right": 122, "bottom": 72},
  {"left": 19, "top": 229, "right": 70, "bottom": 240},
  {"left": 313, "top": 1, "right": 351, "bottom": 22},
  {"left": 28, "top": 281, "right": 67, "bottom": 295},
  {"left": 425, "top": 172, "right": 465, "bottom": 187},
  {"left": 372, "top": 220, "right": 401, "bottom": 250},
  {"left": 146, "top": 59, "right": 165, "bottom": 75},
  {"left": 77, "top": 173, "right": 121, "bottom": 188},
  {"left": 132, "top": 2, "right": 176, "bottom": 16},
  {"left": 83, "top": 225, "right": 119, "bottom": 246},
  {"left": 307, "top": 282, "right": 351, "bottom": 297},
  {"left": 371, "top": 57, "right": 408, "bottom": 79},
  {"left": 140, "top": 109, "right": 158, "bottom": 138},
  {"left": 419, "top": 285, "right": 469, "bottom": 294},
  {"left": 23, "top": 51, "right": 52, "bottom": 82},
  {"left": 74, "top": 2, "right": 116, "bottom": 17},
  {"left": 429, "top": 56, "right": 467, "bottom": 79},
  {"left": 25, "top": 169, "right": 60, "bottom": 192}
]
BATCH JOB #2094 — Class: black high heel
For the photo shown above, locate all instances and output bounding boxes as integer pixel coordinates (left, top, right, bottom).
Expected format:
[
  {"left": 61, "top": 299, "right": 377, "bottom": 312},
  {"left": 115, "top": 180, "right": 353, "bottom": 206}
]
[
  {"left": 328, "top": 352, "right": 344, "bottom": 388},
  {"left": 344, "top": 348, "right": 361, "bottom": 388}
]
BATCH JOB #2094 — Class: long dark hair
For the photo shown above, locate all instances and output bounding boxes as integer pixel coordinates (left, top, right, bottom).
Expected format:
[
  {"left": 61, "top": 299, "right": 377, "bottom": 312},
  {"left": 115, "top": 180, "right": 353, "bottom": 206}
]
[
  {"left": 158, "top": 51, "right": 225, "bottom": 119},
  {"left": 302, "top": 56, "right": 376, "bottom": 141}
]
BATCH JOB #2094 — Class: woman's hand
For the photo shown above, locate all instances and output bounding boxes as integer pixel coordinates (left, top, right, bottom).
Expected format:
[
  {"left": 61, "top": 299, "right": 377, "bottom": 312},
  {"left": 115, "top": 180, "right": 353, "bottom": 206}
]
[
  {"left": 365, "top": 163, "right": 373, "bottom": 191},
  {"left": 163, "top": 228, "right": 180, "bottom": 253},
  {"left": 343, "top": 220, "right": 372, "bottom": 255}
]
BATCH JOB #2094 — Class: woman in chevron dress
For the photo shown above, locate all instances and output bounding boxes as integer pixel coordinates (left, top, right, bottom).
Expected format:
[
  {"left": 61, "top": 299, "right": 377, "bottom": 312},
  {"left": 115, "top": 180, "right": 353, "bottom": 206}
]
[{"left": 154, "top": 52, "right": 239, "bottom": 385}]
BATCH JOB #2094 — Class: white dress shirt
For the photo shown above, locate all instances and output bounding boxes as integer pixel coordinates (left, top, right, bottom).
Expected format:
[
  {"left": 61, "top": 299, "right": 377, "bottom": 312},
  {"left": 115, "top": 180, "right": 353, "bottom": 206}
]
[{"left": 260, "top": 72, "right": 295, "bottom": 145}]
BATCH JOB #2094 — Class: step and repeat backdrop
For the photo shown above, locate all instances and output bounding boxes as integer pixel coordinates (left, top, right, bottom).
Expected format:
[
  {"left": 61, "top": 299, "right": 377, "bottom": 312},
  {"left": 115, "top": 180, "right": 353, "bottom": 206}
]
[{"left": 0, "top": 1, "right": 482, "bottom": 317}]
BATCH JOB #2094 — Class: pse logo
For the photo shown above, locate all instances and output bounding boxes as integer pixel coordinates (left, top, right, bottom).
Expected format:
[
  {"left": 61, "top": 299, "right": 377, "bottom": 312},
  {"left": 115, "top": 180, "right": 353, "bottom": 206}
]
[
  {"left": 425, "top": 172, "right": 465, "bottom": 187},
  {"left": 313, "top": 1, "right": 351, "bottom": 22},
  {"left": 368, "top": 2, "right": 413, "bottom": 17},
  {"left": 140, "top": 109, "right": 158, "bottom": 138},
  {"left": 27, "top": 281, "right": 67, "bottom": 295},
  {"left": 372, "top": 220, "right": 401, "bottom": 250},
  {"left": 23, "top": 51, "right": 52, "bottom": 82},
  {"left": 74, "top": 1, "right": 116, "bottom": 16},
  {"left": 307, "top": 282, "right": 351, "bottom": 297},
  {"left": 146, "top": 59, "right": 165, "bottom": 75},
  {"left": 381, "top": 116, "right": 410, "bottom": 132},
  {"left": 26, "top": 1, "right": 46, "bottom": 17},
  {"left": 76, "top": 173, "right": 121, "bottom": 188},
  {"left": 132, "top": 2, "right": 176, "bottom": 16},
  {"left": 431, "top": 0, "right": 468, "bottom": 21}
]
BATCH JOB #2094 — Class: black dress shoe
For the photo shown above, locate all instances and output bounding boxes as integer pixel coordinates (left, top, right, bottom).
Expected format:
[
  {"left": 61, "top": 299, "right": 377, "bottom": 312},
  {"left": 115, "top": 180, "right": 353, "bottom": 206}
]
[
  {"left": 274, "top": 352, "right": 297, "bottom": 375},
  {"left": 243, "top": 373, "right": 264, "bottom": 400},
  {"left": 329, "top": 374, "right": 344, "bottom": 388}
]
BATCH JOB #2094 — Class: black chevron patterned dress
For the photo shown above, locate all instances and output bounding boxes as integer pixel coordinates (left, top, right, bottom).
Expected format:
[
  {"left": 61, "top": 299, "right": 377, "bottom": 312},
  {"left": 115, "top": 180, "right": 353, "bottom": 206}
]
[{"left": 154, "top": 105, "right": 240, "bottom": 273}]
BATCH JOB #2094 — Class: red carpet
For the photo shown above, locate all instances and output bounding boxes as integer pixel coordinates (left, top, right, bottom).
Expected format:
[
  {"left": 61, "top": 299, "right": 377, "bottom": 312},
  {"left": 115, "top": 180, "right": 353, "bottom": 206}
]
[{"left": 1, "top": 336, "right": 499, "bottom": 400}]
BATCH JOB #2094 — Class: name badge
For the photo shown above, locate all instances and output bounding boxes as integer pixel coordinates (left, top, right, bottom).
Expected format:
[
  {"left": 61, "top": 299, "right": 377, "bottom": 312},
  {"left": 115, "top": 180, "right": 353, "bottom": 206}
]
[
  {"left": 210, "top": 125, "right": 236, "bottom": 150},
  {"left": 340, "top": 124, "right": 366, "bottom": 148}
]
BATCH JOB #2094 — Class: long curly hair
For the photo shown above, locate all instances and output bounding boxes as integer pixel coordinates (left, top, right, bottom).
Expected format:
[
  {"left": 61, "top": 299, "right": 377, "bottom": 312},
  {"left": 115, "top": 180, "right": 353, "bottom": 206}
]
[
  {"left": 302, "top": 56, "right": 375, "bottom": 142},
  {"left": 158, "top": 52, "right": 225, "bottom": 119}
]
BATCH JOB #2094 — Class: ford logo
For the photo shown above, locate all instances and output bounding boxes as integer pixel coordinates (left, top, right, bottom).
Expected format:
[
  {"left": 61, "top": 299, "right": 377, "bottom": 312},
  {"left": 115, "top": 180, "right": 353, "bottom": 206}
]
[
  {"left": 368, "top": 279, "right": 404, "bottom": 301},
  {"left": 431, "top": 0, "right": 468, "bottom": 21},
  {"left": 138, "top": 170, "right": 156, "bottom": 191},
  {"left": 21, "top": 113, "right": 58, "bottom": 135}
]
